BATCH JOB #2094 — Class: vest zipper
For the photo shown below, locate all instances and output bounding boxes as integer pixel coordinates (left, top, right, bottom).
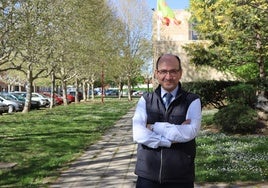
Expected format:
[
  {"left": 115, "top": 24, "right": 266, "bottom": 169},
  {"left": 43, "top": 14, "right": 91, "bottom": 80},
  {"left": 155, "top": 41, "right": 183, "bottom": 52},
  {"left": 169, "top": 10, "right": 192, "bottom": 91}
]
[
  {"left": 159, "top": 148, "right": 163, "bottom": 183},
  {"left": 166, "top": 99, "right": 174, "bottom": 111}
]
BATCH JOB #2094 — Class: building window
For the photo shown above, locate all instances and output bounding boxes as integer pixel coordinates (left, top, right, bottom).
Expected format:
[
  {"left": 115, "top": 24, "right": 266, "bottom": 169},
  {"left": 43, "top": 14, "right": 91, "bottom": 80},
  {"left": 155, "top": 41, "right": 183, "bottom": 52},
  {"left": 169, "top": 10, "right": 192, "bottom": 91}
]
[{"left": 189, "top": 23, "right": 198, "bottom": 40}]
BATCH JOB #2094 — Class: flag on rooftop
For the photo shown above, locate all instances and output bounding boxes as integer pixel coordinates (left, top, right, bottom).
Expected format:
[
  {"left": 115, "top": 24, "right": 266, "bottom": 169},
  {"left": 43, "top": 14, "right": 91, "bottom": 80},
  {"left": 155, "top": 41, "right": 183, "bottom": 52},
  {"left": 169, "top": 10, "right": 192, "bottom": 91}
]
[{"left": 157, "top": 0, "right": 181, "bottom": 26}]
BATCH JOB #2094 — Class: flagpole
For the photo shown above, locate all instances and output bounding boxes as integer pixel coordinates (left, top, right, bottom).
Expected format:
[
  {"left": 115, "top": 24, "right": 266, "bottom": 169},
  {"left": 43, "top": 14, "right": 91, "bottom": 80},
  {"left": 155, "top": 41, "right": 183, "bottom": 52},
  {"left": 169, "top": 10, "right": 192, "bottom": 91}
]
[
  {"left": 157, "top": 0, "right": 160, "bottom": 41},
  {"left": 157, "top": 16, "right": 160, "bottom": 41}
]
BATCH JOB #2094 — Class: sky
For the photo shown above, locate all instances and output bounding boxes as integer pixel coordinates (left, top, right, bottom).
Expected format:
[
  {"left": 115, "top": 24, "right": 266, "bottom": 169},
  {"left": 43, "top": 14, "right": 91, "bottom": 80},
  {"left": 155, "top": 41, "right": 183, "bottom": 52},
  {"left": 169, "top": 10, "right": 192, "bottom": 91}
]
[{"left": 146, "top": 0, "right": 189, "bottom": 10}]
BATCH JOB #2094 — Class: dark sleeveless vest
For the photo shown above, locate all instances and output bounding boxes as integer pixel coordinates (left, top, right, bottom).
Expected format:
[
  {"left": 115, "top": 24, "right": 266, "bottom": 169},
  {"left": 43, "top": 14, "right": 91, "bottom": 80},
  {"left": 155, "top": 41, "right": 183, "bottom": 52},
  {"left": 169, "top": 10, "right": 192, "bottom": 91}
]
[{"left": 134, "top": 84, "right": 199, "bottom": 183}]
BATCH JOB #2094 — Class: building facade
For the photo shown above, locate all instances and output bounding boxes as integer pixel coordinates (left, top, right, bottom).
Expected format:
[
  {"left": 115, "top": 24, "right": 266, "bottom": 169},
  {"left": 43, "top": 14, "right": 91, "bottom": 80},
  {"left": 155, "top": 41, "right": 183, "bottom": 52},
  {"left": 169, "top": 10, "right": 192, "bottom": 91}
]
[{"left": 152, "top": 10, "right": 234, "bottom": 84}]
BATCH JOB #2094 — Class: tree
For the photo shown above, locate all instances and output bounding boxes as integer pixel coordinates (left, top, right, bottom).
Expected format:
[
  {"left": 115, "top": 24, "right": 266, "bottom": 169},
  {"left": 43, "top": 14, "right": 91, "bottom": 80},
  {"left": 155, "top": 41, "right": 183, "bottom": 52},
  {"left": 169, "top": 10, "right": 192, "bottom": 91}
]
[
  {"left": 186, "top": 0, "right": 267, "bottom": 87},
  {"left": 83, "top": 0, "right": 126, "bottom": 103},
  {"left": 141, "top": 59, "right": 153, "bottom": 92},
  {"left": 0, "top": 1, "right": 20, "bottom": 72},
  {"left": 9, "top": 0, "right": 54, "bottom": 112},
  {"left": 1, "top": 0, "right": 153, "bottom": 106},
  {"left": 110, "top": 0, "right": 153, "bottom": 100}
]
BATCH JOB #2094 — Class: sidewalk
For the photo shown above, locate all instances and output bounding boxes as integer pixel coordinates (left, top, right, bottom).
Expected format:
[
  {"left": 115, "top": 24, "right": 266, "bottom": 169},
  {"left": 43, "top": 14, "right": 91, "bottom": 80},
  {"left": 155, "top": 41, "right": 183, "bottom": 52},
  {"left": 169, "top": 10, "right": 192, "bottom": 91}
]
[
  {"left": 50, "top": 108, "right": 268, "bottom": 188},
  {"left": 50, "top": 108, "right": 137, "bottom": 188}
]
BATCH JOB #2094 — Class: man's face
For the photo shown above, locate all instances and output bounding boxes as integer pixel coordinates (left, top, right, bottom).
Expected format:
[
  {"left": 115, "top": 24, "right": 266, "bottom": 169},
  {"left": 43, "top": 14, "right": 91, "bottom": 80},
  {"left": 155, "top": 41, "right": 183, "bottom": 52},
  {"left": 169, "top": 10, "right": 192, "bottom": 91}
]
[{"left": 155, "top": 55, "right": 182, "bottom": 92}]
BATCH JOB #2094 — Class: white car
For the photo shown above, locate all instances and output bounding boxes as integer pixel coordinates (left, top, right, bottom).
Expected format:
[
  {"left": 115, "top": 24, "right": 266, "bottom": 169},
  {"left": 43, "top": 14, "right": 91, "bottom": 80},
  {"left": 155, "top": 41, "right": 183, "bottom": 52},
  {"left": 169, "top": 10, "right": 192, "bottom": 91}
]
[
  {"left": 132, "top": 90, "right": 144, "bottom": 96},
  {"left": 31, "top": 93, "right": 50, "bottom": 107}
]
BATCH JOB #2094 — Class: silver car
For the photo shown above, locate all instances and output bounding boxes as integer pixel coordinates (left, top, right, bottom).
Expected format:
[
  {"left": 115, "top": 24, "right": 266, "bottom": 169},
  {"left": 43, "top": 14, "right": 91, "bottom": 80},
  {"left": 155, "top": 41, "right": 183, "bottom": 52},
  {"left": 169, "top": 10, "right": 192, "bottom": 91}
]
[
  {"left": 0, "top": 102, "right": 9, "bottom": 114},
  {"left": 0, "top": 95, "right": 24, "bottom": 113}
]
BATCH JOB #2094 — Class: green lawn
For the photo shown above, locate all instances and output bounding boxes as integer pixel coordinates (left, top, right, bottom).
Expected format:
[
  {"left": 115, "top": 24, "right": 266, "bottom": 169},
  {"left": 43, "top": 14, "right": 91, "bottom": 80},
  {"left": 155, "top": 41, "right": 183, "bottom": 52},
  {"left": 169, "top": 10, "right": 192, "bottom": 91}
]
[
  {"left": 0, "top": 99, "right": 136, "bottom": 187},
  {"left": 0, "top": 99, "right": 267, "bottom": 187}
]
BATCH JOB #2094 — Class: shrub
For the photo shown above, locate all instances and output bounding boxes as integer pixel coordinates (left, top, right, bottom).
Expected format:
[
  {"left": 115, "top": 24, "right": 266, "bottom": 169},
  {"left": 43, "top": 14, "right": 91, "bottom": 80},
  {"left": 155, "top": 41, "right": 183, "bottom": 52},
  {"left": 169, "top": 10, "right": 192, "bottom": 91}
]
[
  {"left": 225, "top": 83, "right": 257, "bottom": 107},
  {"left": 248, "top": 77, "right": 268, "bottom": 97},
  {"left": 213, "top": 103, "right": 258, "bottom": 134},
  {"left": 183, "top": 80, "right": 239, "bottom": 109}
]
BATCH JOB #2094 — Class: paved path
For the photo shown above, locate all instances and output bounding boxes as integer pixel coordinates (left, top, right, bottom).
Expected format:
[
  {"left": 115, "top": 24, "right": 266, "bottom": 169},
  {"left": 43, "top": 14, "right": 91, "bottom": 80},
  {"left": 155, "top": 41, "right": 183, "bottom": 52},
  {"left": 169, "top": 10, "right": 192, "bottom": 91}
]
[
  {"left": 50, "top": 108, "right": 268, "bottom": 188},
  {"left": 50, "top": 108, "right": 137, "bottom": 188}
]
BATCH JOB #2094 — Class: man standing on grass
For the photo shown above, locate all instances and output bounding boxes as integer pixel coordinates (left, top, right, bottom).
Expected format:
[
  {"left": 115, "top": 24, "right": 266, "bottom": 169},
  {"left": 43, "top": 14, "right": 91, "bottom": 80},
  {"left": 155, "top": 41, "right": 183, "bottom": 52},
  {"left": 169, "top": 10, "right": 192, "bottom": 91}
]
[{"left": 132, "top": 54, "right": 202, "bottom": 188}]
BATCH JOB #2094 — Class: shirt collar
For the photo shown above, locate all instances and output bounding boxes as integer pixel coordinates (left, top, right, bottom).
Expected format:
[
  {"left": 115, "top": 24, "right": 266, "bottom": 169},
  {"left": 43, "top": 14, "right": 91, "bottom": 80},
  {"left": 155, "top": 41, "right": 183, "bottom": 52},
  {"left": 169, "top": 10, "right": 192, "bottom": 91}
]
[{"left": 161, "top": 86, "right": 178, "bottom": 98}]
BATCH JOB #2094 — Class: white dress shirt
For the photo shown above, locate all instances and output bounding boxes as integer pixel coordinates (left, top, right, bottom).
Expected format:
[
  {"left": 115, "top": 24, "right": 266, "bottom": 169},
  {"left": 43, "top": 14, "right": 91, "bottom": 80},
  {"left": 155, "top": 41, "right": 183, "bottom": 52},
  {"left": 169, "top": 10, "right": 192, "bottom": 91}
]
[{"left": 132, "top": 88, "right": 202, "bottom": 149}]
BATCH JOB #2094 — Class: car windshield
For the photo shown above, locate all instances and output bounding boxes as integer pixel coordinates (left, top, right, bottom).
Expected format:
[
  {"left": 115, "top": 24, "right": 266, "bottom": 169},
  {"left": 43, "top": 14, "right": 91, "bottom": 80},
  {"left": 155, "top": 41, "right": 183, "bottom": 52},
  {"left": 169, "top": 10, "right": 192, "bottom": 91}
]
[
  {"left": 12, "top": 93, "right": 26, "bottom": 98},
  {"left": 32, "top": 93, "right": 48, "bottom": 98},
  {"left": 40, "top": 94, "right": 49, "bottom": 98},
  {"left": 11, "top": 94, "right": 25, "bottom": 101},
  {"left": 7, "top": 94, "right": 17, "bottom": 100},
  {"left": 0, "top": 94, "right": 14, "bottom": 100}
]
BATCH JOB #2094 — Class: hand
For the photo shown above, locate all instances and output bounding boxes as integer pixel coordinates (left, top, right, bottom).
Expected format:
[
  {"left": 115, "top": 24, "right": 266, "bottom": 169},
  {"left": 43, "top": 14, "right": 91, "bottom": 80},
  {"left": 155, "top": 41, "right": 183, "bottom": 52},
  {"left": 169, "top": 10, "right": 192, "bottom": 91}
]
[
  {"left": 182, "top": 119, "right": 191, "bottom": 125},
  {"left": 146, "top": 124, "right": 152, "bottom": 131}
]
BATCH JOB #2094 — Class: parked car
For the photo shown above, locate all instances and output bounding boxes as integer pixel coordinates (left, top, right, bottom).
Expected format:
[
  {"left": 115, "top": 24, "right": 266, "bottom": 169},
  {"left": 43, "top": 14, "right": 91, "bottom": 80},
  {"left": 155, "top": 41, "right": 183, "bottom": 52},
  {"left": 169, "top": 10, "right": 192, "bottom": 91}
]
[
  {"left": 0, "top": 102, "right": 9, "bottom": 115},
  {"left": 66, "top": 94, "right": 75, "bottom": 103},
  {"left": 68, "top": 91, "right": 83, "bottom": 101},
  {"left": 10, "top": 92, "right": 40, "bottom": 109},
  {"left": 31, "top": 93, "right": 50, "bottom": 107},
  {"left": 88, "top": 89, "right": 98, "bottom": 96},
  {"left": 105, "top": 89, "right": 119, "bottom": 96},
  {"left": 59, "top": 92, "right": 75, "bottom": 103},
  {"left": 41, "top": 92, "right": 63, "bottom": 105},
  {"left": 13, "top": 92, "right": 50, "bottom": 108},
  {"left": 0, "top": 95, "right": 24, "bottom": 113},
  {"left": 132, "top": 90, "right": 144, "bottom": 96}
]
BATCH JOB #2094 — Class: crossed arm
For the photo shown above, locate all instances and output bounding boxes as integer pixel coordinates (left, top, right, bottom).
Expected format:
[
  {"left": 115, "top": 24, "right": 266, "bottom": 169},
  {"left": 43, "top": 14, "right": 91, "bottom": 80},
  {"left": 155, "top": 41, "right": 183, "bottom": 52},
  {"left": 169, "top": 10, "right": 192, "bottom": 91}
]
[
  {"left": 146, "top": 119, "right": 191, "bottom": 130},
  {"left": 132, "top": 97, "right": 202, "bottom": 149}
]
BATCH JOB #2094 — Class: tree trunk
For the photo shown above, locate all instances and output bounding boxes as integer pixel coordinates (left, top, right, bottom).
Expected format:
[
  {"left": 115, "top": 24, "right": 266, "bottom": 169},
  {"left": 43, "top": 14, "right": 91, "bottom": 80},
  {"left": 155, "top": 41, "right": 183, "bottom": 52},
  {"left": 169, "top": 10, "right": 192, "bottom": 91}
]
[
  {"left": 61, "top": 80, "right": 68, "bottom": 106},
  {"left": 75, "top": 77, "right": 79, "bottom": 103},
  {"left": 50, "top": 71, "right": 55, "bottom": 109},
  {"left": 118, "top": 82, "right": 122, "bottom": 100},
  {"left": 256, "top": 33, "right": 266, "bottom": 97},
  {"left": 22, "top": 70, "right": 33, "bottom": 113},
  {"left": 82, "top": 80, "right": 87, "bottom": 101},
  {"left": 127, "top": 76, "right": 132, "bottom": 101},
  {"left": 90, "top": 83, "right": 95, "bottom": 100},
  {"left": 101, "top": 62, "right": 104, "bottom": 103},
  {"left": 89, "top": 75, "right": 95, "bottom": 100}
]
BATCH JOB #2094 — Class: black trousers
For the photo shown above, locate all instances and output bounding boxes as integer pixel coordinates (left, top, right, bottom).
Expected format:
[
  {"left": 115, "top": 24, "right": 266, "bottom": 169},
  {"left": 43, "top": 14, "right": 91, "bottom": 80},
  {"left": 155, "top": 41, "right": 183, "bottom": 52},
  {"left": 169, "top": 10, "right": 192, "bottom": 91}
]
[{"left": 136, "top": 176, "right": 194, "bottom": 188}]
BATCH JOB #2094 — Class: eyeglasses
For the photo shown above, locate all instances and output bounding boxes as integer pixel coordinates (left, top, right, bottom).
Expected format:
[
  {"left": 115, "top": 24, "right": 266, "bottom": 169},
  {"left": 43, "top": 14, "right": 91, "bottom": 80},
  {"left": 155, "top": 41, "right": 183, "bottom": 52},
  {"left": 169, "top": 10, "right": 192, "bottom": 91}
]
[{"left": 157, "top": 69, "right": 181, "bottom": 77}]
